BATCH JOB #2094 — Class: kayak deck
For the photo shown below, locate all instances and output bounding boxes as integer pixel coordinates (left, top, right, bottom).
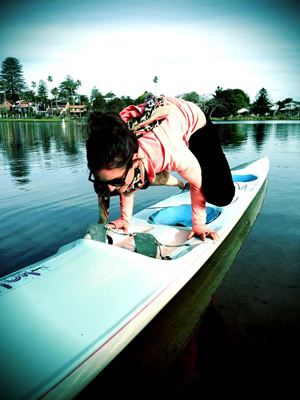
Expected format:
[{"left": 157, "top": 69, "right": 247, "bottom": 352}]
[
  {"left": 86, "top": 187, "right": 255, "bottom": 260},
  {"left": 0, "top": 157, "right": 269, "bottom": 400}
]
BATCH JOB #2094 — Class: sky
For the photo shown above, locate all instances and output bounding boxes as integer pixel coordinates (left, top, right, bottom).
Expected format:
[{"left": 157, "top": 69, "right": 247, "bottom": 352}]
[{"left": 0, "top": 0, "right": 299, "bottom": 103}]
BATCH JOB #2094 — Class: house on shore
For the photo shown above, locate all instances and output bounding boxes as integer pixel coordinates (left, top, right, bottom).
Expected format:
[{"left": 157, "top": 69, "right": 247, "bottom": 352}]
[
  {"left": 69, "top": 104, "right": 87, "bottom": 116},
  {"left": 270, "top": 104, "right": 279, "bottom": 115},
  {"left": 47, "top": 102, "right": 87, "bottom": 117},
  {"left": 47, "top": 101, "right": 70, "bottom": 116},
  {"left": 0, "top": 101, "right": 13, "bottom": 115},
  {"left": 280, "top": 101, "right": 300, "bottom": 115},
  {"left": 237, "top": 107, "right": 250, "bottom": 115},
  {"left": 12, "top": 100, "right": 36, "bottom": 115}
]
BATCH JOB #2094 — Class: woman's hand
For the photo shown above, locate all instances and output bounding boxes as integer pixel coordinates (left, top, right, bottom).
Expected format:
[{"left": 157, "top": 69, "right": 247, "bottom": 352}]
[
  {"left": 151, "top": 171, "right": 188, "bottom": 190},
  {"left": 177, "top": 180, "right": 190, "bottom": 190},
  {"left": 107, "top": 218, "right": 130, "bottom": 233},
  {"left": 177, "top": 179, "right": 185, "bottom": 190},
  {"left": 187, "top": 225, "right": 220, "bottom": 243}
]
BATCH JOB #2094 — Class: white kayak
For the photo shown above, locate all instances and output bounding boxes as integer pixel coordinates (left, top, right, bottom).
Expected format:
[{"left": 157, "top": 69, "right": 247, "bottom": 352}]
[{"left": 0, "top": 157, "right": 269, "bottom": 400}]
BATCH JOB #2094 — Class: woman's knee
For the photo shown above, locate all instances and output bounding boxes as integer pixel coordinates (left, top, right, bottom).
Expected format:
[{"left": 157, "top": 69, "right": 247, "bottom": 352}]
[{"left": 204, "top": 185, "right": 235, "bottom": 207}]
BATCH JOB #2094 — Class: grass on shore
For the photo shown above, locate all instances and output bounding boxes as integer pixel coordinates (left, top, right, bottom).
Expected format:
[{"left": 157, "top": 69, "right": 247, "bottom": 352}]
[{"left": 0, "top": 115, "right": 300, "bottom": 123}]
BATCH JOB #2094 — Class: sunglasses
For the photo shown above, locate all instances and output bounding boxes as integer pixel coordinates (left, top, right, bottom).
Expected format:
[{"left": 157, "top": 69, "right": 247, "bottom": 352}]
[{"left": 88, "top": 159, "right": 133, "bottom": 188}]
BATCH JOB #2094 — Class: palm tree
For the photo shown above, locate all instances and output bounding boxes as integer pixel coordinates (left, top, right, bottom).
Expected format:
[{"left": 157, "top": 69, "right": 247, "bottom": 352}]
[
  {"left": 76, "top": 80, "right": 82, "bottom": 118},
  {"left": 47, "top": 76, "right": 53, "bottom": 116},
  {"left": 31, "top": 81, "right": 37, "bottom": 109},
  {"left": 153, "top": 76, "right": 158, "bottom": 95},
  {"left": 51, "top": 87, "right": 59, "bottom": 116}
]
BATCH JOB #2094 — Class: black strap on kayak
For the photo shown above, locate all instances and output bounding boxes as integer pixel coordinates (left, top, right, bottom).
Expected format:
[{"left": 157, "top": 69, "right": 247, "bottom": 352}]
[{"left": 85, "top": 223, "right": 190, "bottom": 259}]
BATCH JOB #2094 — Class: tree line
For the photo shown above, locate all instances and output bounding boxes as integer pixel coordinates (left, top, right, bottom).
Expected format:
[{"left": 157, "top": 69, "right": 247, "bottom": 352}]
[{"left": 0, "top": 57, "right": 298, "bottom": 118}]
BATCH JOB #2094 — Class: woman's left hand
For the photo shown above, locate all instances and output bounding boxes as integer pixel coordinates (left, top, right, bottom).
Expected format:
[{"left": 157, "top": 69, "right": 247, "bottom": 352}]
[
  {"left": 187, "top": 225, "right": 220, "bottom": 243},
  {"left": 107, "top": 218, "right": 130, "bottom": 233}
]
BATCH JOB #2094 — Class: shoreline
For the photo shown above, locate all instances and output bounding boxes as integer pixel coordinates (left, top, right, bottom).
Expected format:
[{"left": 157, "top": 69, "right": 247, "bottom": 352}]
[{"left": 0, "top": 115, "right": 300, "bottom": 123}]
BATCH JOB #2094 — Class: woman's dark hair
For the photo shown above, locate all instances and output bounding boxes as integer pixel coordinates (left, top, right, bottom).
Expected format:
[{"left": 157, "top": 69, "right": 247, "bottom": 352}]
[{"left": 86, "top": 111, "right": 139, "bottom": 171}]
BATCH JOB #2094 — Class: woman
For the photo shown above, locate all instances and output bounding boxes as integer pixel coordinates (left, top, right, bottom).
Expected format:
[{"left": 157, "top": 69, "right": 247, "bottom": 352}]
[{"left": 86, "top": 94, "right": 235, "bottom": 243}]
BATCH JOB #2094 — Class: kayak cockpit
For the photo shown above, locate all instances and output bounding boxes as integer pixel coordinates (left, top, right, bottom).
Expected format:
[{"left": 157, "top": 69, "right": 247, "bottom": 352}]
[{"left": 85, "top": 223, "right": 195, "bottom": 260}]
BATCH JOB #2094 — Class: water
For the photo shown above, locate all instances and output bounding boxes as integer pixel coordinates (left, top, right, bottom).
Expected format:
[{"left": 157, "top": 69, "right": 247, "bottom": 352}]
[{"left": 1, "top": 120, "right": 300, "bottom": 396}]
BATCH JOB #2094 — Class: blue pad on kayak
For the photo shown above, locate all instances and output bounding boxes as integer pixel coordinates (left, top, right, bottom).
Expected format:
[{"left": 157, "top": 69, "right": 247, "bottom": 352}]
[
  {"left": 232, "top": 174, "right": 257, "bottom": 182},
  {"left": 149, "top": 205, "right": 220, "bottom": 227}
]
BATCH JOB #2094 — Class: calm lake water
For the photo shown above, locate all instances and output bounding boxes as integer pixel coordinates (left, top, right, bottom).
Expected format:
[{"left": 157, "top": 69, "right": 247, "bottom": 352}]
[{"left": 1, "top": 120, "right": 299, "bottom": 396}]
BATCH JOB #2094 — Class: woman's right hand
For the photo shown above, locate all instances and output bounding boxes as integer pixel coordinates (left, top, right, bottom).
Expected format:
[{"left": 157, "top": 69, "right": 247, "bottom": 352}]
[{"left": 187, "top": 224, "right": 220, "bottom": 243}]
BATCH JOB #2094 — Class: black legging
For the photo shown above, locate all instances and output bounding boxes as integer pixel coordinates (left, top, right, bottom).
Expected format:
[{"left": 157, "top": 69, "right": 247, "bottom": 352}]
[{"left": 188, "top": 116, "right": 235, "bottom": 206}]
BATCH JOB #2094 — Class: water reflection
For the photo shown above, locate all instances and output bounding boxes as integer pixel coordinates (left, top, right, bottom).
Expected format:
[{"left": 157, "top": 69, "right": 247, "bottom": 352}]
[
  {"left": 1, "top": 121, "right": 299, "bottom": 187},
  {"left": 252, "top": 123, "right": 269, "bottom": 148},
  {"left": 0, "top": 121, "right": 87, "bottom": 185},
  {"left": 0, "top": 120, "right": 299, "bottom": 276},
  {"left": 216, "top": 123, "right": 248, "bottom": 148},
  {"left": 0, "top": 120, "right": 279, "bottom": 186},
  {"left": 1, "top": 120, "right": 299, "bottom": 397},
  {"left": 274, "top": 122, "right": 299, "bottom": 142},
  {"left": 1, "top": 123, "right": 31, "bottom": 184}
]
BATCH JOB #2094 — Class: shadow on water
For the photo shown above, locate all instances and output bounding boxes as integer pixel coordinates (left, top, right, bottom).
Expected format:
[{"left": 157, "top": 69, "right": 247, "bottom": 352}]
[{"left": 77, "top": 180, "right": 270, "bottom": 399}]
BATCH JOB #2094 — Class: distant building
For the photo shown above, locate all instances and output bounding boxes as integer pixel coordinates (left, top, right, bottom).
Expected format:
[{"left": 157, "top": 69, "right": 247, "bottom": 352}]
[
  {"left": 0, "top": 100, "right": 12, "bottom": 112},
  {"left": 12, "top": 100, "right": 35, "bottom": 114},
  {"left": 280, "top": 101, "right": 300, "bottom": 114},
  {"left": 270, "top": 104, "right": 279, "bottom": 115},
  {"left": 69, "top": 104, "right": 87, "bottom": 116},
  {"left": 237, "top": 107, "right": 250, "bottom": 115},
  {"left": 47, "top": 101, "right": 70, "bottom": 115}
]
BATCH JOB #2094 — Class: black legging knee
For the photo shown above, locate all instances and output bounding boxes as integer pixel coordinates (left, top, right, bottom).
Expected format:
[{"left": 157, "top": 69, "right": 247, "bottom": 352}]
[{"left": 188, "top": 116, "right": 235, "bottom": 206}]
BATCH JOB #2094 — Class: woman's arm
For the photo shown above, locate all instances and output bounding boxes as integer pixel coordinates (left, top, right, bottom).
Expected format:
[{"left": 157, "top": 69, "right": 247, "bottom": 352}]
[
  {"left": 107, "top": 192, "right": 135, "bottom": 233},
  {"left": 175, "top": 146, "right": 220, "bottom": 243}
]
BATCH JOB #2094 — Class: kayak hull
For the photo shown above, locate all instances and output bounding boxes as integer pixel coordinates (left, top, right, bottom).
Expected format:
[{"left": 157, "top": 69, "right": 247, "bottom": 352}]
[{"left": 0, "top": 157, "right": 269, "bottom": 400}]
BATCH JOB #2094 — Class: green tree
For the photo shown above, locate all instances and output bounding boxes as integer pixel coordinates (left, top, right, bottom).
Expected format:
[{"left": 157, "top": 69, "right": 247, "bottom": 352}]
[
  {"left": 276, "top": 98, "right": 293, "bottom": 113},
  {"left": 90, "top": 86, "right": 101, "bottom": 102},
  {"left": 120, "top": 95, "right": 134, "bottom": 108},
  {"left": 207, "top": 86, "right": 225, "bottom": 117},
  {"left": 22, "top": 90, "right": 35, "bottom": 102},
  {"left": 59, "top": 75, "right": 80, "bottom": 102},
  {"left": 0, "top": 79, "right": 9, "bottom": 103},
  {"left": 76, "top": 80, "right": 81, "bottom": 95},
  {"left": 0, "top": 57, "right": 27, "bottom": 102},
  {"left": 37, "top": 80, "right": 48, "bottom": 112},
  {"left": 211, "top": 87, "right": 250, "bottom": 117},
  {"left": 251, "top": 88, "right": 272, "bottom": 116},
  {"left": 92, "top": 93, "right": 106, "bottom": 111},
  {"left": 106, "top": 97, "right": 125, "bottom": 112},
  {"left": 80, "top": 94, "right": 89, "bottom": 106},
  {"left": 76, "top": 80, "right": 82, "bottom": 117},
  {"left": 31, "top": 81, "right": 37, "bottom": 104},
  {"left": 197, "top": 94, "right": 211, "bottom": 114},
  {"left": 51, "top": 87, "right": 59, "bottom": 115},
  {"left": 134, "top": 91, "right": 148, "bottom": 105},
  {"left": 104, "top": 91, "right": 116, "bottom": 99},
  {"left": 178, "top": 91, "right": 200, "bottom": 104}
]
